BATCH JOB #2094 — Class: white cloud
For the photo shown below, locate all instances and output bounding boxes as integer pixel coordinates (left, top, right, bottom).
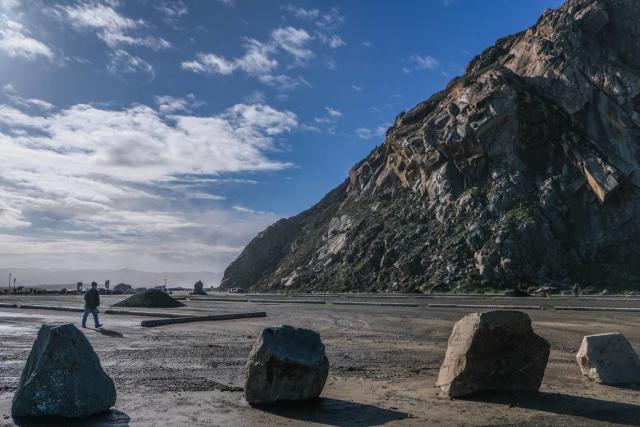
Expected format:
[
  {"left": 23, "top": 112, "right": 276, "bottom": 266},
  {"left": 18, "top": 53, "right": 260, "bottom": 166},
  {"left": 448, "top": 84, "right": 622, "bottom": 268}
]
[
  {"left": 0, "top": 99, "right": 297, "bottom": 271},
  {"left": 313, "top": 107, "right": 341, "bottom": 129},
  {"left": 0, "top": 200, "right": 30, "bottom": 229},
  {"left": 232, "top": 205, "right": 271, "bottom": 215},
  {"left": 182, "top": 53, "right": 237, "bottom": 75},
  {"left": 282, "top": 5, "right": 319, "bottom": 20},
  {"left": 182, "top": 39, "right": 278, "bottom": 77},
  {"left": 184, "top": 192, "right": 224, "bottom": 201},
  {"left": 243, "top": 90, "right": 267, "bottom": 104},
  {"left": 57, "top": 2, "right": 170, "bottom": 50},
  {"left": 108, "top": 49, "right": 154, "bottom": 77},
  {"left": 271, "top": 27, "right": 313, "bottom": 61},
  {"left": 258, "top": 74, "right": 309, "bottom": 91},
  {"left": 356, "top": 125, "right": 387, "bottom": 140},
  {"left": 0, "top": 0, "right": 20, "bottom": 12},
  {"left": 317, "top": 33, "right": 345, "bottom": 48},
  {"left": 235, "top": 39, "right": 278, "bottom": 75},
  {"left": 2, "top": 84, "right": 54, "bottom": 111},
  {"left": 0, "top": 101, "right": 297, "bottom": 182},
  {"left": 0, "top": 18, "right": 54, "bottom": 61},
  {"left": 352, "top": 85, "right": 363, "bottom": 92},
  {"left": 410, "top": 54, "right": 439, "bottom": 70},
  {"left": 325, "top": 107, "right": 342, "bottom": 118},
  {"left": 315, "top": 7, "right": 344, "bottom": 31},
  {"left": 182, "top": 27, "right": 316, "bottom": 90},
  {"left": 155, "top": 1, "right": 188, "bottom": 19},
  {"left": 155, "top": 94, "right": 204, "bottom": 114}
]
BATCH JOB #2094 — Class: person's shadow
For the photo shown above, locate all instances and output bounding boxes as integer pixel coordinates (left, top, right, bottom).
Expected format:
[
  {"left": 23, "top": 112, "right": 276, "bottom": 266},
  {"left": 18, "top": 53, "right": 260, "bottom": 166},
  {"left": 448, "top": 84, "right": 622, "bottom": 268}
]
[
  {"left": 94, "top": 328, "right": 124, "bottom": 338},
  {"left": 253, "top": 397, "right": 410, "bottom": 426},
  {"left": 13, "top": 409, "right": 130, "bottom": 426},
  {"left": 466, "top": 391, "right": 640, "bottom": 426}
]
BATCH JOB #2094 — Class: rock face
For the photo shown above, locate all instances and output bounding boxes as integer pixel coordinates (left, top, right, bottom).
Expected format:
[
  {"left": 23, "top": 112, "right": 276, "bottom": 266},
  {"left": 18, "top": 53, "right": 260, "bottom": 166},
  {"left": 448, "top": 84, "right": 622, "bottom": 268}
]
[
  {"left": 221, "top": 0, "right": 640, "bottom": 293},
  {"left": 436, "top": 311, "right": 550, "bottom": 397},
  {"left": 576, "top": 332, "right": 640, "bottom": 384},
  {"left": 12, "top": 323, "right": 116, "bottom": 418},
  {"left": 244, "top": 325, "right": 329, "bottom": 404}
]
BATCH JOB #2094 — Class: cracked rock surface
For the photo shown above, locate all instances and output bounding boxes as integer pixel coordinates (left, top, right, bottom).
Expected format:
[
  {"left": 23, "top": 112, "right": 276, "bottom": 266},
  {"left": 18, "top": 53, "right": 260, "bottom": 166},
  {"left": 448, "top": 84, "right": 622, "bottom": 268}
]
[
  {"left": 11, "top": 323, "right": 116, "bottom": 418},
  {"left": 244, "top": 325, "right": 329, "bottom": 404},
  {"left": 222, "top": 0, "right": 640, "bottom": 293}
]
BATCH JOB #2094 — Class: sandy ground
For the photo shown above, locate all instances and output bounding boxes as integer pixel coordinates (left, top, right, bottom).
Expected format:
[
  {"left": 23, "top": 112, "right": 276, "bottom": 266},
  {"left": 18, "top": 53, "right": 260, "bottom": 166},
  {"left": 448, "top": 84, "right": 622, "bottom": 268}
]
[{"left": 1, "top": 293, "right": 639, "bottom": 426}]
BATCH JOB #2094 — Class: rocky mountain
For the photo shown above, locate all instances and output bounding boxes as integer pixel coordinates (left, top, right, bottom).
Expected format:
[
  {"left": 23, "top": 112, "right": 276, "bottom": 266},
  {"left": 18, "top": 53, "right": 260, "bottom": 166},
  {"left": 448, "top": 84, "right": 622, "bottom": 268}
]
[{"left": 221, "top": 0, "right": 640, "bottom": 293}]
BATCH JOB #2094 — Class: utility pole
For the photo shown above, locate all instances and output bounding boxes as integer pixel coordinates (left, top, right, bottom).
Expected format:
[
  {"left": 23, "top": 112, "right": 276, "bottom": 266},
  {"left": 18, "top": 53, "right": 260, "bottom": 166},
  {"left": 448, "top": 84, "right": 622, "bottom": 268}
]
[
  {"left": 13, "top": 277, "right": 16, "bottom": 293},
  {"left": 8, "top": 273, "right": 11, "bottom": 293}
]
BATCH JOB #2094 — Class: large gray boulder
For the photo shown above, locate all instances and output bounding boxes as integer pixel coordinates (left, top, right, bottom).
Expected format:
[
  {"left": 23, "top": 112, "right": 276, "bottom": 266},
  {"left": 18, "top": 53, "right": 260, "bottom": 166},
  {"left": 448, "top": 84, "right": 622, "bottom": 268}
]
[
  {"left": 437, "top": 311, "right": 550, "bottom": 397},
  {"left": 576, "top": 332, "right": 640, "bottom": 384},
  {"left": 244, "top": 325, "right": 329, "bottom": 404},
  {"left": 12, "top": 323, "right": 116, "bottom": 418}
]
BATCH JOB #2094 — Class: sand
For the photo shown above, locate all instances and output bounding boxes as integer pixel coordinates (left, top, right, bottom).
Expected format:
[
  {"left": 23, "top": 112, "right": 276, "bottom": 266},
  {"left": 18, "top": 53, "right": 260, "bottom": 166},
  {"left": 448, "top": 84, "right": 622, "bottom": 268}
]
[{"left": 0, "top": 293, "right": 639, "bottom": 426}]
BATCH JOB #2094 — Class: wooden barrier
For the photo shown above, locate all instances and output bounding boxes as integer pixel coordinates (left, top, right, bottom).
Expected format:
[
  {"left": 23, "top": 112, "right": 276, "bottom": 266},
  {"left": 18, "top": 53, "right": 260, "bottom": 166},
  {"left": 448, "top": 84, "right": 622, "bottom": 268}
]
[
  {"left": 18, "top": 304, "right": 83, "bottom": 313},
  {"left": 141, "top": 312, "right": 267, "bottom": 327},
  {"left": 428, "top": 303, "right": 544, "bottom": 310},
  {"left": 0, "top": 303, "right": 18, "bottom": 308},
  {"left": 249, "top": 299, "right": 325, "bottom": 304},
  {"left": 332, "top": 301, "right": 418, "bottom": 307},
  {"left": 554, "top": 306, "right": 640, "bottom": 312}
]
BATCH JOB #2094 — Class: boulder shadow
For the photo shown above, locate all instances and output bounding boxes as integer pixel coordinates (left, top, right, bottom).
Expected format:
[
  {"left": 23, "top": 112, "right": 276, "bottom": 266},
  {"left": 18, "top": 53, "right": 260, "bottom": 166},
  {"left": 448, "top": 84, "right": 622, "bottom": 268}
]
[
  {"left": 254, "top": 397, "right": 409, "bottom": 426},
  {"left": 94, "top": 328, "right": 124, "bottom": 338},
  {"left": 465, "top": 391, "right": 640, "bottom": 426},
  {"left": 13, "top": 409, "right": 130, "bottom": 426}
]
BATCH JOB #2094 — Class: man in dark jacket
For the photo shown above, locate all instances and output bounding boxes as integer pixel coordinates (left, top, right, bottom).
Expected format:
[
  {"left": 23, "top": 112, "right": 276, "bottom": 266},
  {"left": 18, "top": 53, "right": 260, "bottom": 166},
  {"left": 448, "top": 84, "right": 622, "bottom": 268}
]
[{"left": 82, "top": 282, "right": 102, "bottom": 328}]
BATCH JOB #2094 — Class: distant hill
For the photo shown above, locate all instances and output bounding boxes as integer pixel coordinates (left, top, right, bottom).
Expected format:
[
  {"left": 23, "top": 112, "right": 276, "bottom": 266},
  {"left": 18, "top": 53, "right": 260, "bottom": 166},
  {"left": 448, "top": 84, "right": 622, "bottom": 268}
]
[{"left": 0, "top": 268, "right": 221, "bottom": 289}]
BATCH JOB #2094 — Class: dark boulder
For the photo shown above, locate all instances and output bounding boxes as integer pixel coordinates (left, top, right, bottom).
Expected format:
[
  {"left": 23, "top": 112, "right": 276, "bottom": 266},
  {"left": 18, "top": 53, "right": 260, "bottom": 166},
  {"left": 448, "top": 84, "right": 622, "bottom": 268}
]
[
  {"left": 244, "top": 325, "right": 329, "bottom": 404},
  {"left": 12, "top": 323, "right": 116, "bottom": 418},
  {"left": 192, "top": 280, "right": 206, "bottom": 295}
]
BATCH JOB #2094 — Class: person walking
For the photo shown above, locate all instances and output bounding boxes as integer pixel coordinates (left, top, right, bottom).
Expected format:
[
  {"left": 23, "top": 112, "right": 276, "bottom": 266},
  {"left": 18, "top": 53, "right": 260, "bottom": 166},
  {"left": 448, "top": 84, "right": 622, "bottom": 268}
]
[{"left": 82, "top": 282, "right": 102, "bottom": 328}]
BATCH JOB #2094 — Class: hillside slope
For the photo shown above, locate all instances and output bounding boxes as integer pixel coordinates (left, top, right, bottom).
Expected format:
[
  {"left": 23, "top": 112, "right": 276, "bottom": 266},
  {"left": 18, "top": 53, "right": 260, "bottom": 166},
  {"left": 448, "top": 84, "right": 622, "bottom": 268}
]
[{"left": 221, "top": 0, "right": 640, "bottom": 293}]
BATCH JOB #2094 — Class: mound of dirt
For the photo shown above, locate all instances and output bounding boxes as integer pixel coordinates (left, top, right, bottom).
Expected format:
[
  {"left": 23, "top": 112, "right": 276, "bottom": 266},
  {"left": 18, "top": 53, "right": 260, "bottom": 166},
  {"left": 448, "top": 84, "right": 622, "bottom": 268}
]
[{"left": 112, "top": 289, "right": 184, "bottom": 308}]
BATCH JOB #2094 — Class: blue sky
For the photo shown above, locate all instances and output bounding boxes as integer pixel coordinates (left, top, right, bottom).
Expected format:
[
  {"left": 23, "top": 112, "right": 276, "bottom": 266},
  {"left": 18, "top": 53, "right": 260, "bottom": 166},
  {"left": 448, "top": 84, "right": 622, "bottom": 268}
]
[{"left": 0, "top": 0, "right": 563, "bottom": 273}]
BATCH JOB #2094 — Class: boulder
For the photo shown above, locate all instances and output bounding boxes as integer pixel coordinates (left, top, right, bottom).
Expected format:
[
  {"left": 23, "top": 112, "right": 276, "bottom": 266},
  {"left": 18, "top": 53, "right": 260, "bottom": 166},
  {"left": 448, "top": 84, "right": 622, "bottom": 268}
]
[
  {"left": 436, "top": 310, "right": 550, "bottom": 397},
  {"left": 576, "top": 332, "right": 640, "bottom": 384},
  {"left": 192, "top": 280, "right": 206, "bottom": 295},
  {"left": 12, "top": 323, "right": 116, "bottom": 418},
  {"left": 244, "top": 325, "right": 329, "bottom": 404}
]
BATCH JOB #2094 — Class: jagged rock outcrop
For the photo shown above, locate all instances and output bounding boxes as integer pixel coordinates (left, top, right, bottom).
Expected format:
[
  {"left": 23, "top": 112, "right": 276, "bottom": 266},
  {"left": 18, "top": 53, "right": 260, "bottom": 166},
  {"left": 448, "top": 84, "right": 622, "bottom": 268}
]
[{"left": 222, "top": 0, "right": 640, "bottom": 293}]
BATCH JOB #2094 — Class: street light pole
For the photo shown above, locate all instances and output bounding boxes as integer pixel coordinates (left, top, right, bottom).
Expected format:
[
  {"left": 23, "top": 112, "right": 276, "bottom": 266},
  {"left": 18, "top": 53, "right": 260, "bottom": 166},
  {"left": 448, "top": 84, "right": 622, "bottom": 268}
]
[{"left": 8, "top": 273, "right": 11, "bottom": 293}]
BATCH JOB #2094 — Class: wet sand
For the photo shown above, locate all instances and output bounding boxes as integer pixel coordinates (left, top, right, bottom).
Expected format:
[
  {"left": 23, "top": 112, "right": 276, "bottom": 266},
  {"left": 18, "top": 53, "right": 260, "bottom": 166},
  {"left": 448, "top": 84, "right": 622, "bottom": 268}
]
[{"left": 1, "top": 293, "right": 639, "bottom": 426}]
